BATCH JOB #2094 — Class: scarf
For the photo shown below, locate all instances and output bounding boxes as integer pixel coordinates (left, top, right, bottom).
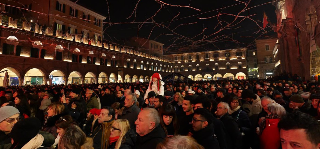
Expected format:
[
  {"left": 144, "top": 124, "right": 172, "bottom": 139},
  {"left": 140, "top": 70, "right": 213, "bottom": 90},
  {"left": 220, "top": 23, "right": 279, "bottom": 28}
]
[
  {"left": 109, "top": 136, "right": 120, "bottom": 145},
  {"left": 229, "top": 106, "right": 241, "bottom": 114},
  {"left": 21, "top": 134, "right": 44, "bottom": 149}
]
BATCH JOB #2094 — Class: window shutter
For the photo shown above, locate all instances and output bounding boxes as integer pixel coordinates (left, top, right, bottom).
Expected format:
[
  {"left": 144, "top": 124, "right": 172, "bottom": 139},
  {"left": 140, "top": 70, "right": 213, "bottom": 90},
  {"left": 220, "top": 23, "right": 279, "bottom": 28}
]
[
  {"left": 56, "top": 1, "right": 60, "bottom": 10},
  {"left": 69, "top": 7, "right": 72, "bottom": 15},
  {"left": 75, "top": 9, "right": 78, "bottom": 17},
  {"left": 62, "top": 25, "right": 65, "bottom": 34},
  {"left": 62, "top": 4, "right": 65, "bottom": 13}
]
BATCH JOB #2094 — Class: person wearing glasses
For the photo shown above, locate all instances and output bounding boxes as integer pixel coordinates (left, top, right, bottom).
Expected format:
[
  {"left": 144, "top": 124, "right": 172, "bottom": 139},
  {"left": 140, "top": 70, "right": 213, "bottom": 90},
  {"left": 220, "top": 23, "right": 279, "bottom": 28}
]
[
  {"left": 191, "top": 108, "right": 220, "bottom": 149},
  {"left": 108, "top": 119, "right": 136, "bottom": 149},
  {"left": 0, "top": 106, "right": 20, "bottom": 149},
  {"left": 215, "top": 102, "right": 242, "bottom": 149}
]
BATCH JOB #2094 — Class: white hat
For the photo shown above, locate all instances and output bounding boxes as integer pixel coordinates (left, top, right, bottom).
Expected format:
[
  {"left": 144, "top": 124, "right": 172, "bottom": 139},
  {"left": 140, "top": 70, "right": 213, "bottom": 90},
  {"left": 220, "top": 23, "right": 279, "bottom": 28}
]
[
  {"left": 188, "top": 89, "right": 195, "bottom": 94},
  {"left": 134, "top": 90, "right": 140, "bottom": 96}
]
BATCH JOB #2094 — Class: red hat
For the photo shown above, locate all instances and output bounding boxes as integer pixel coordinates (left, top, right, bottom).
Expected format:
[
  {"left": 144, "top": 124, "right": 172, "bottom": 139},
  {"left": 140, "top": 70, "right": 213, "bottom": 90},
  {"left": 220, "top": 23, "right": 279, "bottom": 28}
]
[
  {"left": 95, "top": 109, "right": 101, "bottom": 116},
  {"left": 89, "top": 108, "right": 96, "bottom": 115},
  {"left": 149, "top": 73, "right": 162, "bottom": 91},
  {"left": 152, "top": 73, "right": 162, "bottom": 81}
]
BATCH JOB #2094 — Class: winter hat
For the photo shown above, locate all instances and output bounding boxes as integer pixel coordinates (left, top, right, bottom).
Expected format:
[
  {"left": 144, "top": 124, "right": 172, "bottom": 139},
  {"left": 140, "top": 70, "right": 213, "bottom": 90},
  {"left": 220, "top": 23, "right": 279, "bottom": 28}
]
[
  {"left": 310, "top": 93, "right": 320, "bottom": 100},
  {"left": 10, "top": 117, "right": 42, "bottom": 148},
  {"left": 134, "top": 90, "right": 140, "bottom": 96},
  {"left": 300, "top": 92, "right": 311, "bottom": 99},
  {"left": 187, "top": 89, "right": 195, "bottom": 94},
  {"left": 0, "top": 106, "right": 20, "bottom": 122},
  {"left": 290, "top": 94, "right": 304, "bottom": 103},
  {"left": 149, "top": 73, "right": 162, "bottom": 91}
]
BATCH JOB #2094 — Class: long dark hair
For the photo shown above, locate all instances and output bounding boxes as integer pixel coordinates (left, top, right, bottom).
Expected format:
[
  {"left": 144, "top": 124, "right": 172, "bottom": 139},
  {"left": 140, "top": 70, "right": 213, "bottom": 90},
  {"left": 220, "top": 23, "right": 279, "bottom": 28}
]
[{"left": 159, "top": 104, "right": 178, "bottom": 135}]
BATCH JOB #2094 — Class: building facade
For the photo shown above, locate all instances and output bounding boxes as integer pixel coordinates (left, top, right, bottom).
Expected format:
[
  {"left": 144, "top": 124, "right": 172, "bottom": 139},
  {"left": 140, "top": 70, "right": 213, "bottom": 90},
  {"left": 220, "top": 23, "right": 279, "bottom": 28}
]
[
  {"left": 0, "top": 0, "right": 251, "bottom": 87},
  {"left": 164, "top": 49, "right": 248, "bottom": 81},
  {"left": 256, "top": 38, "right": 277, "bottom": 79},
  {"left": 246, "top": 48, "right": 258, "bottom": 79},
  {"left": 128, "top": 37, "right": 164, "bottom": 57},
  {"left": 0, "top": 0, "right": 173, "bottom": 86},
  {"left": 273, "top": 0, "right": 320, "bottom": 80}
]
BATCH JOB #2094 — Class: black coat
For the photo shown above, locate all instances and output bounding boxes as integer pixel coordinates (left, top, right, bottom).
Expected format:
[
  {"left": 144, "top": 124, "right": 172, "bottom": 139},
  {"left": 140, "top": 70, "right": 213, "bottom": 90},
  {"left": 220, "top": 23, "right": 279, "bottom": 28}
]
[
  {"left": 230, "top": 108, "right": 251, "bottom": 134},
  {"left": 135, "top": 125, "right": 166, "bottom": 149},
  {"left": 0, "top": 131, "right": 11, "bottom": 149},
  {"left": 109, "top": 129, "right": 136, "bottom": 149},
  {"left": 219, "top": 113, "right": 242, "bottom": 149},
  {"left": 100, "top": 94, "right": 115, "bottom": 107},
  {"left": 212, "top": 116, "right": 228, "bottom": 149},
  {"left": 177, "top": 114, "right": 193, "bottom": 135},
  {"left": 119, "top": 104, "right": 140, "bottom": 130},
  {"left": 192, "top": 123, "right": 220, "bottom": 149}
]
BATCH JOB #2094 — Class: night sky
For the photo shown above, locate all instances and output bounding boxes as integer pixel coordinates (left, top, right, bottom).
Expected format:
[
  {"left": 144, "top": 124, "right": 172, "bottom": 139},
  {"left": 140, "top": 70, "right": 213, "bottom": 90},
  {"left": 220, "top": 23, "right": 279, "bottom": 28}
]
[{"left": 74, "top": 0, "right": 277, "bottom": 54}]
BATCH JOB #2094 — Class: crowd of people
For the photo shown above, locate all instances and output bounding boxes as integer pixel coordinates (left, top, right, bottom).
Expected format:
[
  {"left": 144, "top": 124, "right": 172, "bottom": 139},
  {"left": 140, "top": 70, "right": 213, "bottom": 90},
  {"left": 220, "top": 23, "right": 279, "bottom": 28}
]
[{"left": 0, "top": 72, "right": 320, "bottom": 149}]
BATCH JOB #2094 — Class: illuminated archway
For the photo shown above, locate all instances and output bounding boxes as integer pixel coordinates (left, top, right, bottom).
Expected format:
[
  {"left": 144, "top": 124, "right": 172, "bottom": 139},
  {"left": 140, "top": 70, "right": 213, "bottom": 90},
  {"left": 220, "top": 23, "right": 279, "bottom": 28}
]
[
  {"left": 109, "top": 73, "right": 116, "bottom": 83},
  {"left": 0, "top": 67, "right": 20, "bottom": 86},
  {"left": 188, "top": 75, "right": 194, "bottom": 80},
  {"left": 118, "top": 74, "right": 123, "bottom": 83},
  {"left": 204, "top": 74, "right": 212, "bottom": 80},
  {"left": 235, "top": 72, "right": 246, "bottom": 80},
  {"left": 195, "top": 74, "right": 203, "bottom": 81},
  {"left": 213, "top": 73, "right": 223, "bottom": 80},
  {"left": 98, "top": 72, "right": 108, "bottom": 83},
  {"left": 223, "top": 73, "right": 235, "bottom": 80},
  {"left": 24, "top": 68, "right": 45, "bottom": 85},
  {"left": 125, "top": 74, "right": 131, "bottom": 83},
  {"left": 68, "top": 71, "right": 82, "bottom": 84},
  {"left": 85, "top": 72, "right": 96, "bottom": 84},
  {"left": 132, "top": 75, "right": 138, "bottom": 83},
  {"left": 50, "top": 70, "right": 65, "bottom": 85},
  {"left": 139, "top": 75, "right": 144, "bottom": 82}
]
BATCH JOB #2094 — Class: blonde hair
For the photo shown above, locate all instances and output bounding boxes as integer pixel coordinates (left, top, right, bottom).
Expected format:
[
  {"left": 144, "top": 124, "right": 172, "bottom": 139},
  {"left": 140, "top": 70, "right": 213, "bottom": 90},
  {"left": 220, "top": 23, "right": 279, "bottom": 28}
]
[
  {"left": 113, "top": 119, "right": 130, "bottom": 149},
  {"left": 157, "top": 135, "right": 204, "bottom": 149},
  {"left": 173, "top": 92, "right": 183, "bottom": 104},
  {"left": 48, "top": 103, "right": 65, "bottom": 116}
]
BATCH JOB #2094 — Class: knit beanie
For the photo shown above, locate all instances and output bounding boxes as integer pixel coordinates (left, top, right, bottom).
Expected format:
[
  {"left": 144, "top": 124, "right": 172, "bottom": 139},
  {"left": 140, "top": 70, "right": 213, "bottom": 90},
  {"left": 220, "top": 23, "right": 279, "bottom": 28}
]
[
  {"left": 10, "top": 117, "right": 42, "bottom": 148},
  {"left": 290, "top": 94, "right": 304, "bottom": 103},
  {"left": 0, "top": 106, "right": 20, "bottom": 122}
]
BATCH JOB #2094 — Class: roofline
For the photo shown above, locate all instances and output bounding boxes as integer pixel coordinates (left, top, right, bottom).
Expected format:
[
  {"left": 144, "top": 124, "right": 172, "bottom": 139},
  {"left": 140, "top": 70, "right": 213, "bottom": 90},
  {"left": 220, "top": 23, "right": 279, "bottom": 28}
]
[{"left": 59, "top": 0, "right": 106, "bottom": 20}]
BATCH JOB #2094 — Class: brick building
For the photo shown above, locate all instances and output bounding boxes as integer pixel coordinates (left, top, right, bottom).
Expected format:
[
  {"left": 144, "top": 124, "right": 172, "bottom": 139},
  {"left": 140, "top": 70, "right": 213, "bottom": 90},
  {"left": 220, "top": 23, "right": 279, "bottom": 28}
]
[
  {"left": 273, "top": 0, "right": 320, "bottom": 80},
  {"left": 0, "top": 0, "right": 173, "bottom": 86}
]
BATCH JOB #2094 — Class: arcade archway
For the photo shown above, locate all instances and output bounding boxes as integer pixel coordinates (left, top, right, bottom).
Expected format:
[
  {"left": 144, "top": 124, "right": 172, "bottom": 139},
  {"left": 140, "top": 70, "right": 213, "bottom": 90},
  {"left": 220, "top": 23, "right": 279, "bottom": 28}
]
[
  {"left": 213, "top": 73, "right": 223, "bottom": 80},
  {"left": 85, "top": 72, "right": 96, "bottom": 84},
  {"left": 98, "top": 72, "right": 108, "bottom": 83},
  {"left": 188, "top": 75, "right": 194, "bottom": 80},
  {"left": 50, "top": 70, "right": 65, "bottom": 85},
  {"left": 139, "top": 75, "right": 144, "bottom": 82},
  {"left": 204, "top": 74, "right": 213, "bottom": 80},
  {"left": 223, "top": 73, "right": 235, "bottom": 80},
  {"left": 0, "top": 67, "right": 20, "bottom": 86},
  {"left": 132, "top": 75, "right": 138, "bottom": 83},
  {"left": 68, "top": 71, "right": 82, "bottom": 84},
  {"left": 195, "top": 74, "right": 203, "bottom": 81},
  {"left": 109, "top": 73, "right": 116, "bottom": 83},
  {"left": 235, "top": 72, "right": 246, "bottom": 80},
  {"left": 125, "top": 74, "right": 131, "bottom": 83},
  {"left": 24, "top": 68, "right": 45, "bottom": 85}
]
